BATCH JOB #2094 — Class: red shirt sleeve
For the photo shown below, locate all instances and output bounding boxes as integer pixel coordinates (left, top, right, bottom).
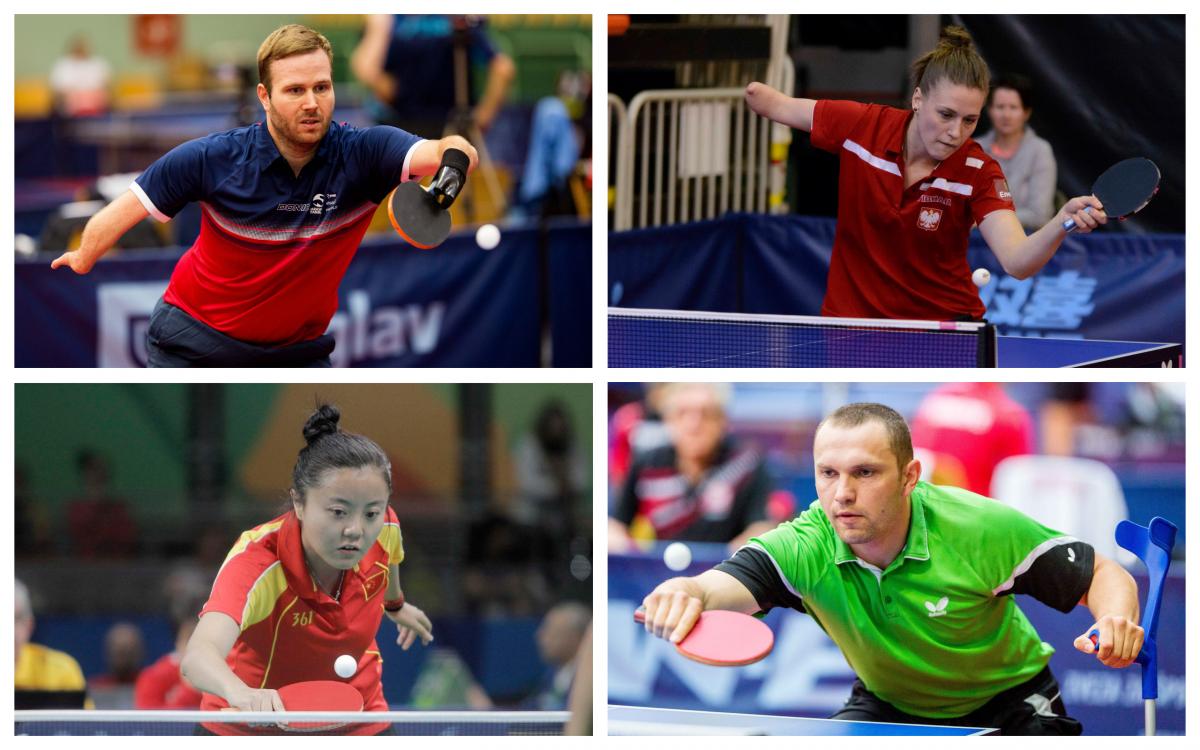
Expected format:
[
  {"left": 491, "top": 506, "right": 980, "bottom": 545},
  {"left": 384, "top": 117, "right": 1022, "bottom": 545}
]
[
  {"left": 810, "top": 99, "right": 871, "bottom": 153},
  {"left": 970, "top": 156, "right": 1018, "bottom": 224}
]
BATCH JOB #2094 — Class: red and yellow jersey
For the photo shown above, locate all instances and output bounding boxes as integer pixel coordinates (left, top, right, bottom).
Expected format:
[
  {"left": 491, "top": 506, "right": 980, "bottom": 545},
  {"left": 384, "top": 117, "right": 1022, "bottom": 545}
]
[{"left": 198, "top": 507, "right": 403, "bottom": 734}]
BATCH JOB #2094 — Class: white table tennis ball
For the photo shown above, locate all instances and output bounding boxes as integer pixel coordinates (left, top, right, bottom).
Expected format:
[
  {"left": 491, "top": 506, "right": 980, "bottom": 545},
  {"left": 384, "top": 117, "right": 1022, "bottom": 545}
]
[
  {"left": 334, "top": 654, "right": 357, "bottom": 679},
  {"left": 663, "top": 542, "right": 692, "bottom": 572},
  {"left": 475, "top": 223, "right": 501, "bottom": 250},
  {"left": 972, "top": 268, "right": 991, "bottom": 288}
]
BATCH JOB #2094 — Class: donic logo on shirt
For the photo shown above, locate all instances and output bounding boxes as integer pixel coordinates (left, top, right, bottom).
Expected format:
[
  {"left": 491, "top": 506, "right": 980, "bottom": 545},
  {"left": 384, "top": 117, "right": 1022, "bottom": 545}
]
[{"left": 924, "top": 596, "right": 949, "bottom": 617}]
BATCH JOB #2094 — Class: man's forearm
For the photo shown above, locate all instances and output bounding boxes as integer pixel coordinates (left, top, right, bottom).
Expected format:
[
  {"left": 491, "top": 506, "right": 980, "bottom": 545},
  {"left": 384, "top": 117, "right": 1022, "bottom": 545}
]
[
  {"left": 1085, "top": 555, "right": 1140, "bottom": 622},
  {"left": 77, "top": 190, "right": 151, "bottom": 266}
]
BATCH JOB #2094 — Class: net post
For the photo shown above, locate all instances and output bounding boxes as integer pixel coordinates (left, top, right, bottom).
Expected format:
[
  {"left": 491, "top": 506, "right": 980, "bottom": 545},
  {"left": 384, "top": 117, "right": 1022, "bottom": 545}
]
[{"left": 977, "top": 324, "right": 997, "bottom": 367}]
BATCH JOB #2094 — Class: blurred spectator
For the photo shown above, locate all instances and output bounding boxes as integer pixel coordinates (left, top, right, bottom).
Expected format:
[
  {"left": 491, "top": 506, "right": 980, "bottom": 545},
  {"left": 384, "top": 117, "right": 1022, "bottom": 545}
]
[
  {"left": 1119, "top": 383, "right": 1185, "bottom": 456},
  {"left": 509, "top": 72, "right": 592, "bottom": 223},
  {"left": 608, "top": 383, "right": 670, "bottom": 492},
  {"left": 15, "top": 462, "right": 48, "bottom": 556},
  {"left": 15, "top": 578, "right": 91, "bottom": 707},
  {"left": 351, "top": 14, "right": 515, "bottom": 135},
  {"left": 1039, "top": 384, "right": 1093, "bottom": 456},
  {"left": 464, "top": 513, "right": 550, "bottom": 616},
  {"left": 513, "top": 399, "right": 588, "bottom": 554},
  {"left": 67, "top": 449, "right": 138, "bottom": 558},
  {"left": 90, "top": 622, "right": 146, "bottom": 689},
  {"left": 49, "top": 35, "right": 111, "bottom": 117},
  {"left": 410, "top": 647, "right": 493, "bottom": 709},
  {"left": 911, "top": 382, "right": 1035, "bottom": 495},
  {"left": 609, "top": 383, "right": 774, "bottom": 552},
  {"left": 524, "top": 602, "right": 591, "bottom": 710},
  {"left": 134, "top": 615, "right": 203, "bottom": 709},
  {"left": 975, "top": 73, "right": 1057, "bottom": 230}
]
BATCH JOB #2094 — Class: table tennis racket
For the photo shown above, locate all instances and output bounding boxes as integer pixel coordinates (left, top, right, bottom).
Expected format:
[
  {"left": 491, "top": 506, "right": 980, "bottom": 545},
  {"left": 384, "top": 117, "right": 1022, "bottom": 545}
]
[
  {"left": 635, "top": 606, "right": 774, "bottom": 666},
  {"left": 276, "top": 680, "right": 363, "bottom": 732},
  {"left": 1063, "top": 157, "right": 1160, "bottom": 232},
  {"left": 386, "top": 147, "right": 470, "bottom": 249}
]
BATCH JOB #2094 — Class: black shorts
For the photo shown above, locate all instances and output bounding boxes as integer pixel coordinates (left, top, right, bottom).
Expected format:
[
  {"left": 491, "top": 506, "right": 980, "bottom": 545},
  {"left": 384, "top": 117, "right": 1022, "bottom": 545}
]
[
  {"left": 146, "top": 299, "right": 334, "bottom": 368},
  {"left": 831, "top": 665, "right": 1082, "bottom": 736}
]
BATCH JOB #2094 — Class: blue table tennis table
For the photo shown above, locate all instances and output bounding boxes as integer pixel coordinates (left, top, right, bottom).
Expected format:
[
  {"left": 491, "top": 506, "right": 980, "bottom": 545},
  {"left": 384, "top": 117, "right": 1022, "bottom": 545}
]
[
  {"left": 609, "top": 706, "right": 997, "bottom": 736},
  {"left": 608, "top": 308, "right": 1182, "bottom": 367},
  {"left": 995, "top": 336, "right": 1181, "bottom": 367}
]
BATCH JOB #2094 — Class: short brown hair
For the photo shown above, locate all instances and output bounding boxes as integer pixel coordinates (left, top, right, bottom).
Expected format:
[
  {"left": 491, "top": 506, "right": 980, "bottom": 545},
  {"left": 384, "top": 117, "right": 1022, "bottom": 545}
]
[
  {"left": 910, "top": 25, "right": 989, "bottom": 97},
  {"left": 257, "top": 24, "right": 333, "bottom": 95},
  {"left": 817, "top": 403, "right": 913, "bottom": 471}
]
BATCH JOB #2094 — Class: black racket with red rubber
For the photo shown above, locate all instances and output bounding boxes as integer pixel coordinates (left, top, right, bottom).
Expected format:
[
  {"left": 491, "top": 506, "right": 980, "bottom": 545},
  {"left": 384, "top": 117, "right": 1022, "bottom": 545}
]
[{"left": 386, "top": 147, "right": 470, "bottom": 249}]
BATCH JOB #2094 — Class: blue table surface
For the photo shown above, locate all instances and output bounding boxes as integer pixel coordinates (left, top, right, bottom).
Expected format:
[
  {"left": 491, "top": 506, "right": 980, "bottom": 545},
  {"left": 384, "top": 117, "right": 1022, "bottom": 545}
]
[
  {"left": 996, "top": 336, "right": 1176, "bottom": 367},
  {"left": 608, "top": 706, "right": 996, "bottom": 736}
]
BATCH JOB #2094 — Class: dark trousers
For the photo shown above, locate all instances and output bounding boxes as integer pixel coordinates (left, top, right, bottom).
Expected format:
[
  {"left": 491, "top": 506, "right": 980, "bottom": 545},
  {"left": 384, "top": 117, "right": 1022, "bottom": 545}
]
[
  {"left": 146, "top": 299, "right": 334, "bottom": 368},
  {"left": 832, "top": 666, "right": 1083, "bottom": 736}
]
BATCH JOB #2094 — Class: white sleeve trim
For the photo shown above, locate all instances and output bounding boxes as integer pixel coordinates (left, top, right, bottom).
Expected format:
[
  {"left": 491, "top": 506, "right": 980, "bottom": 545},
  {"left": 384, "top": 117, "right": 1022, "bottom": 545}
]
[
  {"left": 129, "top": 180, "right": 171, "bottom": 223},
  {"left": 401, "top": 138, "right": 427, "bottom": 183},
  {"left": 991, "top": 535, "right": 1080, "bottom": 596}
]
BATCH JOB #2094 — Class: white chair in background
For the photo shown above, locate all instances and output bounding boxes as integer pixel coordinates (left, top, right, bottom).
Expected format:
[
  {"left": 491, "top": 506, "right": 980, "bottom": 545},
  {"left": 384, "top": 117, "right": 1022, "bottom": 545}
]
[{"left": 989, "top": 455, "right": 1135, "bottom": 568}]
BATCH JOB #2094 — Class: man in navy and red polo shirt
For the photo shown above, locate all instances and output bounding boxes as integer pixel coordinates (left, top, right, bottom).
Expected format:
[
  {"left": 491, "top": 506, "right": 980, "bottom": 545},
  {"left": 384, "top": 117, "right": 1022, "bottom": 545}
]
[
  {"left": 742, "top": 26, "right": 1106, "bottom": 322},
  {"left": 50, "top": 24, "right": 478, "bottom": 367}
]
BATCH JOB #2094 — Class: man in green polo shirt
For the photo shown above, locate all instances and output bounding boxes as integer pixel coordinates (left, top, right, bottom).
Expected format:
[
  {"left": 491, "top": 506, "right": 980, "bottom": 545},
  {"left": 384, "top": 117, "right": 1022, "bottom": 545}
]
[{"left": 639, "top": 402, "right": 1143, "bottom": 735}]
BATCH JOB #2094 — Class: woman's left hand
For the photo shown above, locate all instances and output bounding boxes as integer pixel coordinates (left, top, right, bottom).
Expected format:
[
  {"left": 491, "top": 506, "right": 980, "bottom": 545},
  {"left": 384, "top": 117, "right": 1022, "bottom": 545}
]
[{"left": 386, "top": 602, "right": 433, "bottom": 650}]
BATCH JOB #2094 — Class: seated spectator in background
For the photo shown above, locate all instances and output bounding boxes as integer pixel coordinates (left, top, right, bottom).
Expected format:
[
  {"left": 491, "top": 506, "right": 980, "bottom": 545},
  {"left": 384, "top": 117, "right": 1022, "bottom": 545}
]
[
  {"left": 509, "top": 71, "right": 592, "bottom": 223},
  {"left": 911, "top": 382, "right": 1034, "bottom": 495},
  {"left": 608, "top": 383, "right": 670, "bottom": 492},
  {"left": 464, "top": 513, "right": 548, "bottom": 616},
  {"left": 524, "top": 602, "right": 591, "bottom": 710},
  {"left": 15, "top": 578, "right": 92, "bottom": 708},
  {"left": 351, "top": 14, "right": 515, "bottom": 135},
  {"left": 49, "top": 35, "right": 111, "bottom": 117},
  {"left": 410, "top": 648, "right": 493, "bottom": 709},
  {"left": 15, "top": 463, "right": 48, "bottom": 557},
  {"left": 89, "top": 622, "right": 146, "bottom": 696},
  {"left": 975, "top": 74, "right": 1057, "bottom": 230},
  {"left": 609, "top": 383, "right": 774, "bottom": 552},
  {"left": 67, "top": 449, "right": 138, "bottom": 558},
  {"left": 1040, "top": 384, "right": 1094, "bottom": 456},
  {"left": 513, "top": 399, "right": 588, "bottom": 558},
  {"left": 134, "top": 615, "right": 203, "bottom": 709}
]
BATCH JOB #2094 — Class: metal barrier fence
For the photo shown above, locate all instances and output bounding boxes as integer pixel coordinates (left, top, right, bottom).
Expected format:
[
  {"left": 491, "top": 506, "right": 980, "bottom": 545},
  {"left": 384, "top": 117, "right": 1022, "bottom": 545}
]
[{"left": 614, "top": 88, "right": 769, "bottom": 231}]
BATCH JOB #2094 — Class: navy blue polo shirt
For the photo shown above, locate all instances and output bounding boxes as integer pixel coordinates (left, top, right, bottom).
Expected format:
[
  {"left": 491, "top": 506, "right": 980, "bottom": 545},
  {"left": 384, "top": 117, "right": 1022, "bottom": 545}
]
[{"left": 131, "top": 119, "right": 423, "bottom": 346}]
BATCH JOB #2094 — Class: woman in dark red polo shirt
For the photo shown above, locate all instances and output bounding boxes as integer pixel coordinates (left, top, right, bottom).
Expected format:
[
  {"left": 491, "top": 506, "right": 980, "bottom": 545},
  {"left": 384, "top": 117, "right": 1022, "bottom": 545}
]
[{"left": 745, "top": 26, "right": 1103, "bottom": 321}]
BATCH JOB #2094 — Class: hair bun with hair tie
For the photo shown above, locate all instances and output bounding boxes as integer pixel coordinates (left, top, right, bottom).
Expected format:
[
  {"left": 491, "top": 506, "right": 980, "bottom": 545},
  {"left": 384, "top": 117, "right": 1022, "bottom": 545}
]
[
  {"left": 941, "top": 25, "right": 973, "bottom": 50},
  {"left": 302, "top": 403, "right": 341, "bottom": 446}
]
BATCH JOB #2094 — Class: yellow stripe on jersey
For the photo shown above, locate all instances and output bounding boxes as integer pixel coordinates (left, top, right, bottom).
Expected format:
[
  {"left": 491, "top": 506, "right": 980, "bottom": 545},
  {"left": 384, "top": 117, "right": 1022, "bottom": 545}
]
[
  {"left": 216, "top": 518, "right": 287, "bottom": 578},
  {"left": 378, "top": 521, "right": 405, "bottom": 565},
  {"left": 259, "top": 594, "right": 301, "bottom": 688},
  {"left": 240, "top": 561, "right": 291, "bottom": 630}
]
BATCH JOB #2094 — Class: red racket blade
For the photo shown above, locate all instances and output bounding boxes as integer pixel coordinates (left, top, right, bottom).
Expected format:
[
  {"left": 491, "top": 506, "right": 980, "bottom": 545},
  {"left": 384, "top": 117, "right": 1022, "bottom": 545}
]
[
  {"left": 276, "top": 680, "right": 363, "bottom": 732},
  {"left": 635, "top": 607, "right": 774, "bottom": 666},
  {"left": 387, "top": 181, "right": 452, "bottom": 249}
]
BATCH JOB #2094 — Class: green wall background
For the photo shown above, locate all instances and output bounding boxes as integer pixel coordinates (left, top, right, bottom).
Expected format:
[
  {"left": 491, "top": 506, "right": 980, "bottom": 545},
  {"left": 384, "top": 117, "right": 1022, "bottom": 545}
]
[{"left": 16, "top": 383, "right": 591, "bottom": 523}]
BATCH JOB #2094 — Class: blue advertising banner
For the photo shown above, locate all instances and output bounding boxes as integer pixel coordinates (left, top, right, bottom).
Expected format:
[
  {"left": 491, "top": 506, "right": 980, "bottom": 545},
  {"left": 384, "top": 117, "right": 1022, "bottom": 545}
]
[
  {"left": 608, "top": 214, "right": 1184, "bottom": 345},
  {"left": 610, "top": 544, "right": 1184, "bottom": 735},
  {"left": 608, "top": 217, "right": 742, "bottom": 311},
  {"left": 15, "top": 222, "right": 591, "bottom": 367},
  {"left": 548, "top": 218, "right": 593, "bottom": 367}
]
